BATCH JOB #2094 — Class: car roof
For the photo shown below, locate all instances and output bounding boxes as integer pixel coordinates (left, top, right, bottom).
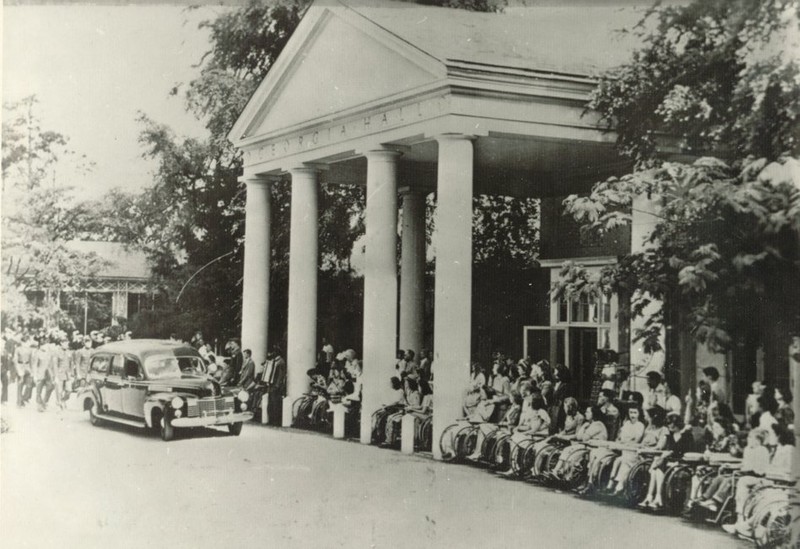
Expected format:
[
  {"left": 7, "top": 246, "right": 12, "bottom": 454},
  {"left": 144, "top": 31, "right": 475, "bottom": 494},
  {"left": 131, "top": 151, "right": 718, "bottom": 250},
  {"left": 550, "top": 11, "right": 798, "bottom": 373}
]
[{"left": 93, "top": 339, "right": 202, "bottom": 361}]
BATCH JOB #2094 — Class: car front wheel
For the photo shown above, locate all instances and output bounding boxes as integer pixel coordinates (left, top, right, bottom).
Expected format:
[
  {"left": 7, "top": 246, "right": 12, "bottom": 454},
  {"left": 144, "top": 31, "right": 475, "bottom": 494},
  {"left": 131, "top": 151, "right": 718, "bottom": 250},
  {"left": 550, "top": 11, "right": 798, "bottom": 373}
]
[
  {"left": 228, "top": 422, "right": 243, "bottom": 436},
  {"left": 89, "top": 403, "right": 101, "bottom": 426},
  {"left": 160, "top": 414, "right": 175, "bottom": 441}
]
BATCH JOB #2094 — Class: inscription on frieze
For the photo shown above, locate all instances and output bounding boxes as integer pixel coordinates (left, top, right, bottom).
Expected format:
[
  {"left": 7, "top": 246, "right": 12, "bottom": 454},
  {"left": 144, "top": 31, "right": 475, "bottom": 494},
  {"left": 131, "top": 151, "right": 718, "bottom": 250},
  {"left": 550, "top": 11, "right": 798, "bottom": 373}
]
[{"left": 244, "top": 95, "right": 449, "bottom": 165}]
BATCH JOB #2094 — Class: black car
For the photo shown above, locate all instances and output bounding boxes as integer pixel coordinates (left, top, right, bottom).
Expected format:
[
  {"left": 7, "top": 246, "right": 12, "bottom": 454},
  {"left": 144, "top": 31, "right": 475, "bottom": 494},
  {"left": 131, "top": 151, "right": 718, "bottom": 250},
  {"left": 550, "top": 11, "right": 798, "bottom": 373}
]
[{"left": 78, "top": 339, "right": 253, "bottom": 440}]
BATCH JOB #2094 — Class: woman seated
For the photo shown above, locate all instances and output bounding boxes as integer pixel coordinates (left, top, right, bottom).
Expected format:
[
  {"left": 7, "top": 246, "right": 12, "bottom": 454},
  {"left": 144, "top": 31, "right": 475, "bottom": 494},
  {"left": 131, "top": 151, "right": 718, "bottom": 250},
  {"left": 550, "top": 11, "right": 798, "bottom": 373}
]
[
  {"left": 694, "top": 428, "right": 769, "bottom": 513},
  {"left": 530, "top": 397, "right": 584, "bottom": 466},
  {"left": 640, "top": 413, "right": 694, "bottom": 511},
  {"left": 385, "top": 376, "right": 421, "bottom": 445},
  {"left": 465, "top": 390, "right": 523, "bottom": 462},
  {"left": 722, "top": 423, "right": 794, "bottom": 537},
  {"left": 406, "top": 379, "right": 434, "bottom": 447},
  {"left": 463, "top": 362, "right": 487, "bottom": 416},
  {"left": 440, "top": 386, "right": 497, "bottom": 459},
  {"left": 583, "top": 401, "right": 645, "bottom": 493},
  {"left": 606, "top": 405, "right": 668, "bottom": 495},
  {"left": 551, "top": 405, "right": 608, "bottom": 479}
]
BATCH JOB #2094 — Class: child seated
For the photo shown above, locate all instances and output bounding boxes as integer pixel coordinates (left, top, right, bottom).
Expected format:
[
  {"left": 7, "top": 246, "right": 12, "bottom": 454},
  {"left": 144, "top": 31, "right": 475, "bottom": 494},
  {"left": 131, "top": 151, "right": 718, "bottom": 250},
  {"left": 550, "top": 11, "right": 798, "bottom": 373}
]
[{"left": 465, "top": 390, "right": 523, "bottom": 461}]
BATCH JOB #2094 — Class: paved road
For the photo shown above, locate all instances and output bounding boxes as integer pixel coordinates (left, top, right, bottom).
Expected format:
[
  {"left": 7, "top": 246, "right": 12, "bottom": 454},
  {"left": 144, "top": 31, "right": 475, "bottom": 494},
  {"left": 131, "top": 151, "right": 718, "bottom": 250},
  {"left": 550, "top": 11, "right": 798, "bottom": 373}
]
[{"left": 1, "top": 403, "right": 748, "bottom": 549}]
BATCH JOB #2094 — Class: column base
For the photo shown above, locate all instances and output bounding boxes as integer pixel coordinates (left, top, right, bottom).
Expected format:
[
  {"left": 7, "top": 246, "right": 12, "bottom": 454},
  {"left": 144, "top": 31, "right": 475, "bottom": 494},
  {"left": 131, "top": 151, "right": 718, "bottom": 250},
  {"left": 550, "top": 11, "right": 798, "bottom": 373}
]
[
  {"left": 400, "top": 413, "right": 416, "bottom": 454},
  {"left": 282, "top": 396, "right": 294, "bottom": 428}
]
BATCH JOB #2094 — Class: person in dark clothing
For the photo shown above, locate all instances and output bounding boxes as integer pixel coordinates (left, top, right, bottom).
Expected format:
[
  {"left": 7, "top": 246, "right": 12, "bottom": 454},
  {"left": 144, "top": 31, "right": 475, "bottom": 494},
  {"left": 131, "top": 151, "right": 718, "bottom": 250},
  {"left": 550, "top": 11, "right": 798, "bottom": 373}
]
[
  {"left": 226, "top": 339, "right": 243, "bottom": 386},
  {"left": 239, "top": 349, "right": 256, "bottom": 391}
]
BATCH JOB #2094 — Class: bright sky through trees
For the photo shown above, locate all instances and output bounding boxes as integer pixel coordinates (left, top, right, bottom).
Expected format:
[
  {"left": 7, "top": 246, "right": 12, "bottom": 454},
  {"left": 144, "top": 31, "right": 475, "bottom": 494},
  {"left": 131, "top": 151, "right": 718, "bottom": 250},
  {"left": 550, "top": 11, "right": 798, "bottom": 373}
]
[{"left": 3, "top": 5, "right": 226, "bottom": 200}]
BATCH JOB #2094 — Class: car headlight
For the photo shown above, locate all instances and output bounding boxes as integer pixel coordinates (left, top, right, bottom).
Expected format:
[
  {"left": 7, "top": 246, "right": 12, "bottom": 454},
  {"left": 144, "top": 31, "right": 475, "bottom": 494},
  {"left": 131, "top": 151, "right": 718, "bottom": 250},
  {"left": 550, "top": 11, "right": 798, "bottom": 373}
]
[
  {"left": 240, "top": 403, "right": 248, "bottom": 412},
  {"left": 171, "top": 396, "right": 184, "bottom": 409},
  {"left": 237, "top": 390, "right": 249, "bottom": 402}
]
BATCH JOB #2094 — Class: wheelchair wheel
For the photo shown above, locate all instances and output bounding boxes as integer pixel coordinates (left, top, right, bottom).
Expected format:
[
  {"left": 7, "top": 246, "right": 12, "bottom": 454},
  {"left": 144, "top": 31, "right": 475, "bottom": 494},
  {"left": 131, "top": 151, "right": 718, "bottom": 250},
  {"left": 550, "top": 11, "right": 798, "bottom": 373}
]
[
  {"left": 509, "top": 437, "right": 538, "bottom": 478},
  {"left": 493, "top": 433, "right": 513, "bottom": 471},
  {"left": 312, "top": 399, "right": 331, "bottom": 433},
  {"left": 623, "top": 459, "right": 652, "bottom": 507},
  {"left": 439, "top": 423, "right": 466, "bottom": 461},
  {"left": 416, "top": 415, "right": 433, "bottom": 451},
  {"left": 292, "top": 395, "right": 314, "bottom": 429},
  {"left": 454, "top": 425, "right": 479, "bottom": 460},
  {"left": 662, "top": 463, "right": 693, "bottom": 515},
  {"left": 532, "top": 444, "right": 555, "bottom": 478},
  {"left": 590, "top": 453, "right": 617, "bottom": 493},
  {"left": 560, "top": 447, "right": 590, "bottom": 490},
  {"left": 481, "top": 429, "right": 501, "bottom": 463}
]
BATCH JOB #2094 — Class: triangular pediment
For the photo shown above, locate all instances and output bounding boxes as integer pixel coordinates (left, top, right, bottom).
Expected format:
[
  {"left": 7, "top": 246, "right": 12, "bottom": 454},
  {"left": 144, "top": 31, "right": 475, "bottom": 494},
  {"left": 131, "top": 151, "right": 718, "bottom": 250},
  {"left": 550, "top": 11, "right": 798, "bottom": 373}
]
[{"left": 230, "top": 4, "right": 446, "bottom": 143}]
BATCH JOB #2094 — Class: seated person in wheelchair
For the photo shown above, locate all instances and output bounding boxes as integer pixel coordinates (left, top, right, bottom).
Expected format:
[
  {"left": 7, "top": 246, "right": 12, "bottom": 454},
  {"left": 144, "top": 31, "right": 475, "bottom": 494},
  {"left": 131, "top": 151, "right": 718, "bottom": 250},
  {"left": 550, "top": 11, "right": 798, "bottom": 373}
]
[
  {"left": 587, "top": 401, "right": 645, "bottom": 484},
  {"left": 606, "top": 405, "right": 668, "bottom": 495},
  {"left": 640, "top": 413, "right": 694, "bottom": 510},
  {"left": 722, "top": 424, "right": 794, "bottom": 537},
  {"left": 552, "top": 405, "right": 608, "bottom": 478},
  {"left": 509, "top": 391, "right": 550, "bottom": 444},
  {"left": 406, "top": 378, "right": 433, "bottom": 424},
  {"left": 385, "top": 376, "right": 422, "bottom": 445},
  {"left": 440, "top": 385, "right": 497, "bottom": 458},
  {"left": 695, "top": 427, "right": 769, "bottom": 514},
  {"left": 531, "top": 396, "right": 584, "bottom": 459},
  {"left": 465, "top": 390, "right": 523, "bottom": 461}
]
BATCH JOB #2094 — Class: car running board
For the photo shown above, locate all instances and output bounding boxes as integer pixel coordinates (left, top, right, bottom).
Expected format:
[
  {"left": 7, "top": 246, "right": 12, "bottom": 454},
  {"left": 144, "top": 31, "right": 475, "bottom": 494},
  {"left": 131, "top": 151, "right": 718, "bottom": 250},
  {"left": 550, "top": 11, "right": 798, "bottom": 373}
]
[{"left": 96, "top": 413, "right": 147, "bottom": 429}]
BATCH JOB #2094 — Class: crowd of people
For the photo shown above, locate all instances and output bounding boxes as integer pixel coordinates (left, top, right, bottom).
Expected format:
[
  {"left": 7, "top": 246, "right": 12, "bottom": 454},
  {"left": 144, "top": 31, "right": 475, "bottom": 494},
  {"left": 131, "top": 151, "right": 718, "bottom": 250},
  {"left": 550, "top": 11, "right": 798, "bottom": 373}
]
[
  {"left": 434, "top": 356, "right": 795, "bottom": 545},
  {"left": 0, "top": 326, "right": 131, "bottom": 411}
]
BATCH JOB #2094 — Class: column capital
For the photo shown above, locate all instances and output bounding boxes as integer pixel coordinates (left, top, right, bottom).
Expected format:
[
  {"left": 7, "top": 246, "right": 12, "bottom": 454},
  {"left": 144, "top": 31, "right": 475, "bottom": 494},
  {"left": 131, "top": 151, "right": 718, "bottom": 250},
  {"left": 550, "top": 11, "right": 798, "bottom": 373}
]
[
  {"left": 288, "top": 164, "right": 323, "bottom": 177},
  {"left": 398, "top": 185, "right": 431, "bottom": 197},
  {"left": 364, "top": 148, "right": 403, "bottom": 162},
  {"left": 435, "top": 133, "right": 476, "bottom": 144},
  {"left": 239, "top": 174, "right": 274, "bottom": 187}
]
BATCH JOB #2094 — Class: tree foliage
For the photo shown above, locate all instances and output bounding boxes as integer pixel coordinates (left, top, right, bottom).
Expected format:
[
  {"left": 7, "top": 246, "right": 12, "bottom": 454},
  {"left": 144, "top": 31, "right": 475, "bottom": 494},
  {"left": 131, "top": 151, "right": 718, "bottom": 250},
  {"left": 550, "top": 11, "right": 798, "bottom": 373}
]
[
  {"left": 1, "top": 97, "right": 107, "bottom": 331},
  {"left": 557, "top": 0, "right": 800, "bottom": 376}
]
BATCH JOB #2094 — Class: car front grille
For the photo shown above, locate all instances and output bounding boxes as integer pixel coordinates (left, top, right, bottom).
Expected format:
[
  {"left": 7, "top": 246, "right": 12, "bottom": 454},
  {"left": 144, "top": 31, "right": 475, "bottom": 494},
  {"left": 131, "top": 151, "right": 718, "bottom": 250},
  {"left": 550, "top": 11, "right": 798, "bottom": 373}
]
[{"left": 190, "top": 397, "right": 234, "bottom": 418}]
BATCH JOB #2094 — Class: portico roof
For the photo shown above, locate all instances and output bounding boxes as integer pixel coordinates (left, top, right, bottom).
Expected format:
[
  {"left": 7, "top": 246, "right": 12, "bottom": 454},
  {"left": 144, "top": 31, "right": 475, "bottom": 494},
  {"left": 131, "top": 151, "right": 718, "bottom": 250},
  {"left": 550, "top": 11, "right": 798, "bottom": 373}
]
[{"left": 230, "top": 0, "right": 642, "bottom": 195}]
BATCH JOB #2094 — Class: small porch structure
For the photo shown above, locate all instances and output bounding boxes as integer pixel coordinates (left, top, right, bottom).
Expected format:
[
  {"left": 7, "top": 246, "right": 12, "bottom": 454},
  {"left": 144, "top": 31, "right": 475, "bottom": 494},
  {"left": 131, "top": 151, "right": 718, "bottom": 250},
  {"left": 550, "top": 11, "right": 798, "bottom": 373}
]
[{"left": 229, "top": 0, "right": 643, "bottom": 457}]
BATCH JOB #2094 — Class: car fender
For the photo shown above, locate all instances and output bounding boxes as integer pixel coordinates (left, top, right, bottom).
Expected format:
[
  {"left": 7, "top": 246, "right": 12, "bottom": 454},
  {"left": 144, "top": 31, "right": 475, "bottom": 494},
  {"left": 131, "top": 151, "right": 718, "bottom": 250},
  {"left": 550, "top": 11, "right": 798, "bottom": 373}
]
[
  {"left": 143, "top": 392, "right": 197, "bottom": 428},
  {"left": 77, "top": 385, "right": 101, "bottom": 412}
]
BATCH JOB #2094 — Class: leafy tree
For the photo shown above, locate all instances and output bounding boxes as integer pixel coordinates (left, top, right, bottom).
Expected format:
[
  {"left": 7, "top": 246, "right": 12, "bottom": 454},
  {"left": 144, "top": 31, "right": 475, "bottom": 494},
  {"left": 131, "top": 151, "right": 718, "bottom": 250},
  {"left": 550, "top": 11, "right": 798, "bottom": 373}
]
[
  {"left": 1, "top": 97, "right": 106, "bottom": 331},
  {"left": 555, "top": 0, "right": 800, "bottom": 386}
]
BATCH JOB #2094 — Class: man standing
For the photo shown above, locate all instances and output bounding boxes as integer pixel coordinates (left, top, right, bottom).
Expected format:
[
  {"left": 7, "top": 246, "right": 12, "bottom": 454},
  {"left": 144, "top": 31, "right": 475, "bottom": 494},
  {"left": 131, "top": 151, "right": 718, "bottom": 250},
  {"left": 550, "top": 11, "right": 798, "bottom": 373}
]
[
  {"left": 227, "top": 339, "right": 244, "bottom": 386},
  {"left": 13, "top": 336, "right": 34, "bottom": 407},
  {"left": 702, "top": 367, "right": 727, "bottom": 404},
  {"left": 51, "top": 339, "right": 73, "bottom": 409},
  {"left": 260, "top": 346, "right": 286, "bottom": 424},
  {"left": 34, "top": 338, "right": 54, "bottom": 411},
  {"left": 644, "top": 371, "right": 667, "bottom": 409},
  {"left": 419, "top": 349, "right": 433, "bottom": 382},
  {"left": 239, "top": 349, "right": 256, "bottom": 391},
  {"left": 75, "top": 336, "right": 94, "bottom": 386}
]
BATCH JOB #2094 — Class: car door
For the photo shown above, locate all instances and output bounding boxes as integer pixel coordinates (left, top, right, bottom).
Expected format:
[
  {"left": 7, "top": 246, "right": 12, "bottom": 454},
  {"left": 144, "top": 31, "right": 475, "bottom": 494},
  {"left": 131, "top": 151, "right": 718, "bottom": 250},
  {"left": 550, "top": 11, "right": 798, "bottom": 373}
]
[
  {"left": 101, "top": 354, "right": 125, "bottom": 414},
  {"left": 121, "top": 355, "right": 147, "bottom": 419}
]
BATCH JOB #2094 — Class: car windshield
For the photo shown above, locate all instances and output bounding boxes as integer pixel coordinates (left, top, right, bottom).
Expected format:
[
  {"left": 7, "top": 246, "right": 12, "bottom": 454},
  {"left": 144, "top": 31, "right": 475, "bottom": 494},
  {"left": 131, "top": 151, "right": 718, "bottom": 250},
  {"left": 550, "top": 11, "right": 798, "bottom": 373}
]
[{"left": 144, "top": 355, "right": 206, "bottom": 379}]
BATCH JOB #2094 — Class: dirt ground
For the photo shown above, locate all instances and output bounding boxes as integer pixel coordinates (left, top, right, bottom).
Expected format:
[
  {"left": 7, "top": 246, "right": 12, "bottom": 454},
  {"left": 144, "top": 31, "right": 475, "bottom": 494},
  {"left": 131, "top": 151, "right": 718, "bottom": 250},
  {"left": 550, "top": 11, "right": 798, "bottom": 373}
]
[{"left": 1, "top": 400, "right": 748, "bottom": 549}]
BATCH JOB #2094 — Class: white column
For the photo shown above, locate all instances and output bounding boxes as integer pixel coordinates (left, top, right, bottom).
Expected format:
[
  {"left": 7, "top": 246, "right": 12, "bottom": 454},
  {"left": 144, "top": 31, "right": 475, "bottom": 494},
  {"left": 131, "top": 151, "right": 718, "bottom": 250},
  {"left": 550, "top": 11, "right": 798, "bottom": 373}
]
[
  {"left": 360, "top": 149, "right": 401, "bottom": 444},
  {"left": 431, "top": 134, "right": 474, "bottom": 460},
  {"left": 240, "top": 176, "right": 272, "bottom": 367},
  {"left": 399, "top": 188, "right": 427, "bottom": 357},
  {"left": 286, "top": 167, "right": 319, "bottom": 404}
]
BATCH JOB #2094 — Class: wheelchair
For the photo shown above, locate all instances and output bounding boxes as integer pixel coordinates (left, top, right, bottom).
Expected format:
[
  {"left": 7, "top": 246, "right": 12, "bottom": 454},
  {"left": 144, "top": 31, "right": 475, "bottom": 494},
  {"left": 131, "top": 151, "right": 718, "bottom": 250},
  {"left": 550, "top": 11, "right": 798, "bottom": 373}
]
[
  {"left": 439, "top": 422, "right": 479, "bottom": 462},
  {"left": 554, "top": 443, "right": 591, "bottom": 491},
  {"left": 661, "top": 460, "right": 696, "bottom": 515},
  {"left": 371, "top": 403, "right": 405, "bottom": 445},
  {"left": 291, "top": 392, "right": 317, "bottom": 430},
  {"left": 530, "top": 437, "right": 569, "bottom": 482},
  {"left": 621, "top": 456, "right": 654, "bottom": 507},
  {"left": 508, "top": 436, "right": 542, "bottom": 478},
  {"left": 741, "top": 479, "right": 796, "bottom": 548}
]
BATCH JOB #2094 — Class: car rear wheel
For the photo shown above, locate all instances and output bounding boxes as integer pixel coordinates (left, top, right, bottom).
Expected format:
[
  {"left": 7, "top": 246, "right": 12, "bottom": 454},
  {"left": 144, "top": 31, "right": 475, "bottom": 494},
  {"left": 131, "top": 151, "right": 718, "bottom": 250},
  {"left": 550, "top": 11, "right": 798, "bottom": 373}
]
[
  {"left": 228, "top": 422, "right": 243, "bottom": 436},
  {"left": 160, "top": 415, "right": 175, "bottom": 441}
]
